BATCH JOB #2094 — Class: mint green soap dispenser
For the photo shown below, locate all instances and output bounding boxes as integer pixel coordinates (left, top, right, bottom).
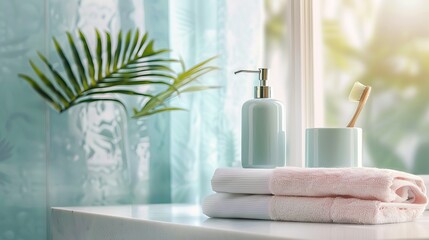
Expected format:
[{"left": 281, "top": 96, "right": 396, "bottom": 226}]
[{"left": 235, "top": 68, "right": 285, "bottom": 168}]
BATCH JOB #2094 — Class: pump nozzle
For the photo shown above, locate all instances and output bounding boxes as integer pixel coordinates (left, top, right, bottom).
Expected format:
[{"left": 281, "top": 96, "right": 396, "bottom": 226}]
[
  {"left": 234, "top": 68, "right": 270, "bottom": 98},
  {"left": 234, "top": 68, "right": 268, "bottom": 81}
]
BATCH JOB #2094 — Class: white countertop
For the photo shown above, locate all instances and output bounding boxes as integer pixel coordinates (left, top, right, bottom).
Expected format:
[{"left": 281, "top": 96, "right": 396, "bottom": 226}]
[{"left": 51, "top": 204, "right": 429, "bottom": 240}]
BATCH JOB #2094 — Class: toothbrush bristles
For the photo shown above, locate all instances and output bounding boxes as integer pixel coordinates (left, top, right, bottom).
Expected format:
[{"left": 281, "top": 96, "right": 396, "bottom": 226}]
[{"left": 348, "top": 82, "right": 367, "bottom": 102}]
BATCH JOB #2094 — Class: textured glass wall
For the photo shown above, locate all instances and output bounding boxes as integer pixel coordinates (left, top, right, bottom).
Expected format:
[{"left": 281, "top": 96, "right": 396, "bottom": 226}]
[
  {"left": 0, "top": 0, "right": 262, "bottom": 239},
  {"left": 0, "top": 0, "right": 48, "bottom": 239}
]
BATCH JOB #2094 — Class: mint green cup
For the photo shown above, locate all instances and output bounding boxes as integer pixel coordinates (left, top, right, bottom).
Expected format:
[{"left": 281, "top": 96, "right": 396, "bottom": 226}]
[{"left": 306, "top": 128, "right": 362, "bottom": 168}]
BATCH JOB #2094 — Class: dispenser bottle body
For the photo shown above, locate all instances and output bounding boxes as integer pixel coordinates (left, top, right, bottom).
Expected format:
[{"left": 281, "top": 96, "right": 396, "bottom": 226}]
[{"left": 241, "top": 99, "right": 285, "bottom": 168}]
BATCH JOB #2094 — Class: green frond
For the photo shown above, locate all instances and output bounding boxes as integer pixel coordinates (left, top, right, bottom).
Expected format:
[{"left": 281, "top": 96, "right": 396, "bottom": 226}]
[
  {"left": 127, "top": 29, "right": 140, "bottom": 63},
  {"left": 177, "top": 67, "right": 218, "bottom": 87},
  {"left": 121, "top": 30, "right": 132, "bottom": 66},
  {"left": 37, "top": 52, "right": 74, "bottom": 99},
  {"left": 83, "top": 89, "right": 155, "bottom": 98},
  {"left": 52, "top": 37, "right": 80, "bottom": 94},
  {"left": 180, "top": 86, "right": 221, "bottom": 93},
  {"left": 29, "top": 60, "right": 69, "bottom": 107},
  {"left": 132, "top": 56, "right": 219, "bottom": 118},
  {"left": 113, "top": 30, "right": 123, "bottom": 71},
  {"left": 67, "top": 32, "right": 89, "bottom": 89},
  {"left": 133, "top": 107, "right": 186, "bottom": 118},
  {"left": 105, "top": 31, "right": 112, "bottom": 75},
  {"left": 19, "top": 29, "right": 218, "bottom": 117},
  {"left": 18, "top": 74, "right": 62, "bottom": 111},
  {"left": 138, "top": 58, "right": 178, "bottom": 64},
  {"left": 95, "top": 30, "right": 103, "bottom": 80},
  {"left": 178, "top": 56, "right": 186, "bottom": 72},
  {"left": 78, "top": 30, "right": 96, "bottom": 85},
  {"left": 71, "top": 98, "right": 127, "bottom": 113},
  {"left": 178, "top": 56, "right": 218, "bottom": 79},
  {"left": 94, "top": 80, "right": 176, "bottom": 89},
  {"left": 106, "top": 72, "right": 175, "bottom": 80},
  {"left": 135, "top": 33, "right": 148, "bottom": 58},
  {"left": 118, "top": 64, "right": 174, "bottom": 73},
  {"left": 175, "top": 57, "right": 218, "bottom": 85}
]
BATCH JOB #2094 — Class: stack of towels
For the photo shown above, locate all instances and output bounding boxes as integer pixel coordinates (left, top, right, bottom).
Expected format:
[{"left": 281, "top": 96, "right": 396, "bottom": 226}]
[{"left": 203, "top": 167, "right": 428, "bottom": 224}]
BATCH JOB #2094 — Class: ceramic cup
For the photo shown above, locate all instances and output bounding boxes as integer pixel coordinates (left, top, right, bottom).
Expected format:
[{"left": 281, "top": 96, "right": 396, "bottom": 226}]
[{"left": 306, "top": 128, "right": 362, "bottom": 168}]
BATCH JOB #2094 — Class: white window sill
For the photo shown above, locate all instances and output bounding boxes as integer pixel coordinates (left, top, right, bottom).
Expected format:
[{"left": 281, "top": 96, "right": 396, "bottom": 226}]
[{"left": 52, "top": 204, "right": 429, "bottom": 240}]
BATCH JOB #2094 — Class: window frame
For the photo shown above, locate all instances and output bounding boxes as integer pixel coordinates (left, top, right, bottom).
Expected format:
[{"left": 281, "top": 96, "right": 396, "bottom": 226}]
[{"left": 285, "top": 0, "right": 323, "bottom": 167}]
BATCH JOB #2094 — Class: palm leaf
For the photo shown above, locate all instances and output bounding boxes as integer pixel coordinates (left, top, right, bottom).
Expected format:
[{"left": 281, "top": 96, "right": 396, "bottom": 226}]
[
  {"left": 180, "top": 86, "right": 221, "bottom": 93},
  {"left": 94, "top": 80, "right": 175, "bottom": 88},
  {"left": 19, "top": 29, "right": 218, "bottom": 117},
  {"left": 133, "top": 107, "right": 186, "bottom": 118},
  {"left": 37, "top": 52, "right": 74, "bottom": 99},
  {"left": 134, "top": 33, "right": 148, "bottom": 59},
  {"left": 118, "top": 64, "right": 174, "bottom": 73},
  {"left": 71, "top": 98, "right": 127, "bottom": 111},
  {"left": 95, "top": 30, "right": 103, "bottom": 80},
  {"left": 106, "top": 72, "right": 175, "bottom": 80},
  {"left": 133, "top": 57, "right": 218, "bottom": 118},
  {"left": 18, "top": 74, "right": 62, "bottom": 111},
  {"left": 78, "top": 30, "right": 96, "bottom": 85},
  {"left": 121, "top": 30, "right": 132, "bottom": 66},
  {"left": 83, "top": 89, "right": 155, "bottom": 98},
  {"left": 29, "top": 60, "right": 69, "bottom": 107},
  {"left": 67, "top": 32, "right": 89, "bottom": 89},
  {"left": 105, "top": 31, "right": 112, "bottom": 75},
  {"left": 127, "top": 29, "right": 140, "bottom": 63},
  {"left": 52, "top": 38, "right": 80, "bottom": 94},
  {"left": 113, "top": 30, "right": 122, "bottom": 71}
]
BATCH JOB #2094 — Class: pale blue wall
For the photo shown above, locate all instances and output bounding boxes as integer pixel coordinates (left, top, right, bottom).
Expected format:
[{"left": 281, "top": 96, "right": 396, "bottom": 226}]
[{"left": 0, "top": 0, "right": 262, "bottom": 239}]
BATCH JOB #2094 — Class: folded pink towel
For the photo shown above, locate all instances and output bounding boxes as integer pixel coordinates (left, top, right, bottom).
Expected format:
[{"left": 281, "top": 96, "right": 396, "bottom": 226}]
[
  {"left": 212, "top": 167, "right": 427, "bottom": 204},
  {"left": 203, "top": 193, "right": 426, "bottom": 224}
]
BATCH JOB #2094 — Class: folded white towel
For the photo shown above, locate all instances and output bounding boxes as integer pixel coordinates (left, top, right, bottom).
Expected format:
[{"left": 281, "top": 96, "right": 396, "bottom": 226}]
[
  {"left": 203, "top": 193, "right": 426, "bottom": 224},
  {"left": 211, "top": 167, "right": 427, "bottom": 204}
]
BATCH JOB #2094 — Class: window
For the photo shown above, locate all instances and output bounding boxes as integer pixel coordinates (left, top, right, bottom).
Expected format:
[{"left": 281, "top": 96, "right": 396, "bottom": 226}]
[{"left": 314, "top": 0, "right": 429, "bottom": 175}]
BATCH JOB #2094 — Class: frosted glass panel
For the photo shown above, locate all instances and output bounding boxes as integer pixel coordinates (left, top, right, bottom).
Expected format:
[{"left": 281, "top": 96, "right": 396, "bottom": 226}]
[
  {"left": 47, "top": 0, "right": 132, "bottom": 207},
  {"left": 0, "top": 0, "right": 47, "bottom": 240}
]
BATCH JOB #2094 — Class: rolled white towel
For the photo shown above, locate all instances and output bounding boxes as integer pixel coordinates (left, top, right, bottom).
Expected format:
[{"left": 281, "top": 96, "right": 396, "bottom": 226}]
[{"left": 203, "top": 193, "right": 427, "bottom": 225}]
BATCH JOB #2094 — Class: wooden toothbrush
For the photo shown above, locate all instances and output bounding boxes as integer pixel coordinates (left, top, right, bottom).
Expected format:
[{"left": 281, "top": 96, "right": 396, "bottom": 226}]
[{"left": 347, "top": 82, "right": 372, "bottom": 127}]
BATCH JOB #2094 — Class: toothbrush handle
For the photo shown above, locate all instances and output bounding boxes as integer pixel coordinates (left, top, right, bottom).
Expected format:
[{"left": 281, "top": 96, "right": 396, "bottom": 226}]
[{"left": 347, "top": 86, "right": 371, "bottom": 128}]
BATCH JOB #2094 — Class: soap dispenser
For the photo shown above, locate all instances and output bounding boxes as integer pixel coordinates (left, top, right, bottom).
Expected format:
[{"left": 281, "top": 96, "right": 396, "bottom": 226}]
[{"left": 235, "top": 68, "right": 285, "bottom": 168}]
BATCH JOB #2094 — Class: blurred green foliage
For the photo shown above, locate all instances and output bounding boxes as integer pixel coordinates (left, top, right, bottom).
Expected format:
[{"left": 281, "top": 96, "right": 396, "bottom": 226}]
[{"left": 323, "top": 0, "right": 429, "bottom": 172}]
